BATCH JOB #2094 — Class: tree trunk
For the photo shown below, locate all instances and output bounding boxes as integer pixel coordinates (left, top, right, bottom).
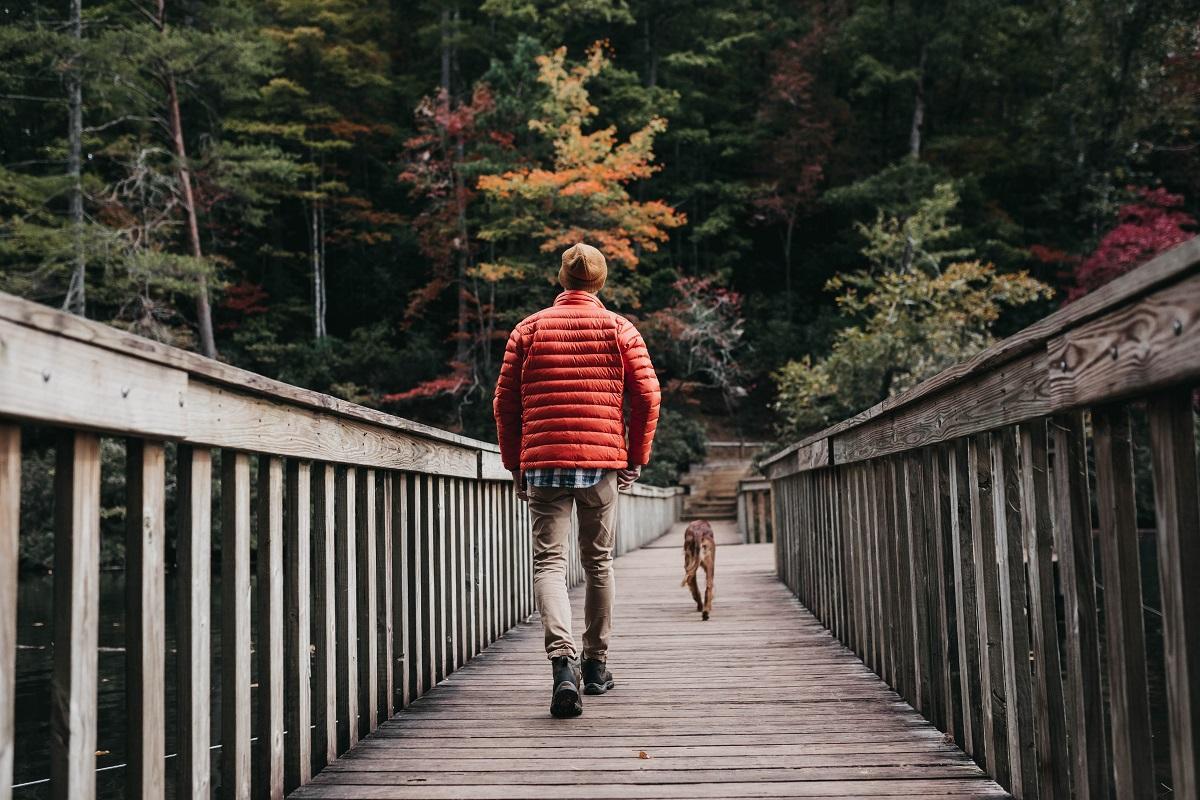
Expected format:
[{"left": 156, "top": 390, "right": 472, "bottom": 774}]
[
  {"left": 309, "top": 197, "right": 326, "bottom": 339},
  {"left": 783, "top": 213, "right": 795, "bottom": 322},
  {"left": 62, "top": 0, "right": 85, "bottom": 316},
  {"left": 440, "top": 6, "right": 451, "bottom": 96},
  {"left": 909, "top": 42, "right": 927, "bottom": 160},
  {"left": 157, "top": 0, "right": 217, "bottom": 357}
]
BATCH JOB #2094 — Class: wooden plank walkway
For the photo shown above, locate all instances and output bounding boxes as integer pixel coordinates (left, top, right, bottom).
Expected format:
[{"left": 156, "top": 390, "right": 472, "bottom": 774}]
[{"left": 293, "top": 521, "right": 1010, "bottom": 799}]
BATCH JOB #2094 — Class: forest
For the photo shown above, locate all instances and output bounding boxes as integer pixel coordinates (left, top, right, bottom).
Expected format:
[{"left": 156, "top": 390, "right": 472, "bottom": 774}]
[{"left": 2, "top": 0, "right": 1198, "bottom": 491}]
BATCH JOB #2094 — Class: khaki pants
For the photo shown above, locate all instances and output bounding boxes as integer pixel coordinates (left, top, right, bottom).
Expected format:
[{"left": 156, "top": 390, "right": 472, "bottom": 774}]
[{"left": 528, "top": 472, "right": 618, "bottom": 662}]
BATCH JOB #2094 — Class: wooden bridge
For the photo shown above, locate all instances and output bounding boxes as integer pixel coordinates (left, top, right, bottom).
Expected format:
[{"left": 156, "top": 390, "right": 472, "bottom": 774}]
[{"left": 1, "top": 236, "right": 1199, "bottom": 800}]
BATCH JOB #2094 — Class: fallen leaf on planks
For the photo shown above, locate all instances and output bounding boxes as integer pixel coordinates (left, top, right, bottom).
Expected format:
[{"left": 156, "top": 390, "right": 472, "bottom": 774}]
[{"left": 637, "top": 751, "right": 650, "bottom": 759}]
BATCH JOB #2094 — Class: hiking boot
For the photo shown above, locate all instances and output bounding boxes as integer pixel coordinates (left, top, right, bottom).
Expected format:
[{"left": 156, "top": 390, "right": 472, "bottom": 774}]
[
  {"left": 549, "top": 656, "right": 582, "bottom": 718},
  {"left": 582, "top": 657, "right": 615, "bottom": 695}
]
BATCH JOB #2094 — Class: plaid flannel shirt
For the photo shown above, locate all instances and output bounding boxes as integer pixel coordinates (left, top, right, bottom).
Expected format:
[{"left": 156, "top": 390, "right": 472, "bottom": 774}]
[{"left": 524, "top": 467, "right": 606, "bottom": 489}]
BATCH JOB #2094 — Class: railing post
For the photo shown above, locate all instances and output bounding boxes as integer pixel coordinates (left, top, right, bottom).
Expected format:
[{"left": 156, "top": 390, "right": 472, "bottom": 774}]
[
  {"left": 220, "top": 450, "right": 251, "bottom": 800},
  {"left": 0, "top": 425, "right": 18, "bottom": 800}
]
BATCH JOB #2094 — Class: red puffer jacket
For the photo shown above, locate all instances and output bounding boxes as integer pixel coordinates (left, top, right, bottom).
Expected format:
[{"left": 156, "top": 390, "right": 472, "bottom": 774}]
[{"left": 493, "top": 290, "right": 661, "bottom": 471}]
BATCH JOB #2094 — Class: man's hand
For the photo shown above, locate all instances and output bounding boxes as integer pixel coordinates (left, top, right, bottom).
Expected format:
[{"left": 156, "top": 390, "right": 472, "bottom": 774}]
[
  {"left": 617, "top": 464, "right": 641, "bottom": 491},
  {"left": 512, "top": 469, "right": 528, "bottom": 502}
]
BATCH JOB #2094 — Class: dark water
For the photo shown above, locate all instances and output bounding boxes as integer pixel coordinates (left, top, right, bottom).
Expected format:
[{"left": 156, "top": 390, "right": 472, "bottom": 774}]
[{"left": 13, "top": 572, "right": 226, "bottom": 799}]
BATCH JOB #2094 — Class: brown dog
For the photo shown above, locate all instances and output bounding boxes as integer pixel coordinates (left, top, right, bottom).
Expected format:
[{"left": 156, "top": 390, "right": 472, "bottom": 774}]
[{"left": 681, "top": 520, "right": 716, "bottom": 620}]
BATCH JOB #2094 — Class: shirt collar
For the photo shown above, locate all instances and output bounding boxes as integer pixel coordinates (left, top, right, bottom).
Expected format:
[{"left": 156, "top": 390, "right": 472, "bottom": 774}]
[{"left": 553, "top": 290, "right": 605, "bottom": 309}]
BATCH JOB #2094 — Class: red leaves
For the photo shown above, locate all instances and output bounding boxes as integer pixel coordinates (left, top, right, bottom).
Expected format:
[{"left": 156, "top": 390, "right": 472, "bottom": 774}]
[{"left": 1068, "top": 186, "right": 1196, "bottom": 301}]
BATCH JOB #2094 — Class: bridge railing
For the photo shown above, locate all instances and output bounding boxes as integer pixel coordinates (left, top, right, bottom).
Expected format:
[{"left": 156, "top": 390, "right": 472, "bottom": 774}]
[
  {"left": 762, "top": 237, "right": 1200, "bottom": 800},
  {"left": 0, "top": 291, "right": 681, "bottom": 800},
  {"left": 736, "top": 478, "right": 772, "bottom": 543}
]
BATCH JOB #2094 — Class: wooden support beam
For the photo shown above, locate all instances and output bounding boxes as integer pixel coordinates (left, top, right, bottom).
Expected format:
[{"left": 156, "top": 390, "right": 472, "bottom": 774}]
[
  {"left": 285, "top": 459, "right": 313, "bottom": 791},
  {"left": 50, "top": 431, "right": 100, "bottom": 800},
  {"left": 125, "top": 439, "right": 166, "bottom": 799},
  {"left": 176, "top": 445, "right": 211, "bottom": 799},
  {"left": 0, "top": 425, "right": 18, "bottom": 800},
  {"left": 311, "top": 463, "right": 337, "bottom": 767},
  {"left": 220, "top": 450, "right": 251, "bottom": 800},
  {"left": 256, "top": 456, "right": 286, "bottom": 800}
]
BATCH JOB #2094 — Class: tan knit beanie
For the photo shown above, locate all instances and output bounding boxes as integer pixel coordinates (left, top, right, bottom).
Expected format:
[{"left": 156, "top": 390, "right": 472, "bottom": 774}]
[{"left": 558, "top": 243, "right": 608, "bottom": 292}]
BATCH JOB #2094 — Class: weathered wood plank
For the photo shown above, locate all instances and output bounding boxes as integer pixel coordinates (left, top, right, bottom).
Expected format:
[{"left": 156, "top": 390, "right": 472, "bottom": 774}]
[
  {"left": 285, "top": 459, "right": 313, "bottom": 790},
  {"left": 949, "top": 437, "right": 981, "bottom": 764},
  {"left": 392, "top": 473, "right": 410, "bottom": 710},
  {"left": 989, "top": 429, "right": 1036, "bottom": 799},
  {"left": 220, "top": 450, "right": 252, "bottom": 800},
  {"left": 0, "top": 289, "right": 501, "bottom": 455},
  {"left": 334, "top": 466, "right": 360, "bottom": 752},
  {"left": 0, "top": 319, "right": 186, "bottom": 438},
  {"left": 968, "top": 431, "right": 1010, "bottom": 786},
  {"left": 1092, "top": 406, "right": 1156, "bottom": 799},
  {"left": 1047, "top": 414, "right": 1107, "bottom": 799},
  {"left": 1017, "top": 422, "right": 1069, "bottom": 800},
  {"left": 1146, "top": 390, "right": 1200, "bottom": 800},
  {"left": 256, "top": 456, "right": 286, "bottom": 800},
  {"left": 1048, "top": 269, "right": 1200, "bottom": 409},
  {"left": 124, "top": 439, "right": 166, "bottom": 799},
  {"left": 186, "top": 382, "right": 478, "bottom": 478},
  {"left": 356, "top": 468, "right": 379, "bottom": 734},
  {"left": 0, "top": 426, "right": 18, "bottom": 800},
  {"left": 50, "top": 432, "right": 101, "bottom": 800},
  {"left": 833, "top": 352, "right": 1049, "bottom": 466},
  {"left": 176, "top": 446, "right": 212, "bottom": 797},
  {"left": 379, "top": 470, "right": 394, "bottom": 721},
  {"left": 312, "top": 463, "right": 338, "bottom": 767}
]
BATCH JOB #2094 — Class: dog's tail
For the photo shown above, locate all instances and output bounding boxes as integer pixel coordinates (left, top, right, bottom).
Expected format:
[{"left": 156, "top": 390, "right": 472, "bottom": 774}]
[{"left": 681, "top": 553, "right": 700, "bottom": 587}]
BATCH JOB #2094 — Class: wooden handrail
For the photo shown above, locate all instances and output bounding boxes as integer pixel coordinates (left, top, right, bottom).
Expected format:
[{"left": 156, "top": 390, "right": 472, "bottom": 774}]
[
  {"left": 763, "top": 235, "right": 1200, "bottom": 477},
  {"left": 764, "top": 237, "right": 1200, "bottom": 800},
  {"left": 0, "top": 297, "right": 683, "bottom": 799}
]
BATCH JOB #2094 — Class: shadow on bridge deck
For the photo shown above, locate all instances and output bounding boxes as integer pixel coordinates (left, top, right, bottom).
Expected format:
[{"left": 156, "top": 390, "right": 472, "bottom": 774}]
[{"left": 292, "top": 521, "right": 1010, "bottom": 799}]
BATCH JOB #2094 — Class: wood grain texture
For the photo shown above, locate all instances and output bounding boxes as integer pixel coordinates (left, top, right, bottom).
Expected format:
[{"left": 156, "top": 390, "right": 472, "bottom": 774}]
[
  {"left": 379, "top": 471, "right": 394, "bottom": 721},
  {"left": 124, "top": 439, "right": 166, "bottom": 799},
  {"left": 0, "top": 318, "right": 187, "bottom": 438},
  {"left": 0, "top": 289, "right": 500, "bottom": 455},
  {"left": 763, "top": 236, "right": 1200, "bottom": 473},
  {"left": 312, "top": 463, "right": 338, "bottom": 768},
  {"left": 334, "top": 466, "right": 360, "bottom": 752},
  {"left": 356, "top": 468, "right": 379, "bottom": 734},
  {"left": 257, "top": 457, "right": 286, "bottom": 800},
  {"left": 50, "top": 431, "right": 100, "bottom": 800},
  {"left": 1016, "top": 422, "right": 1069, "bottom": 800},
  {"left": 296, "top": 527, "right": 1008, "bottom": 800},
  {"left": 185, "top": 382, "right": 478, "bottom": 478},
  {"left": 1048, "top": 270, "right": 1200, "bottom": 409},
  {"left": 285, "top": 460, "right": 313, "bottom": 791},
  {"left": 1146, "top": 390, "right": 1200, "bottom": 800},
  {"left": 1047, "top": 414, "right": 1108, "bottom": 800},
  {"left": 832, "top": 351, "right": 1049, "bottom": 466},
  {"left": 176, "top": 446, "right": 212, "bottom": 799},
  {"left": 0, "top": 426, "right": 17, "bottom": 800},
  {"left": 988, "top": 429, "right": 1036, "bottom": 799},
  {"left": 1091, "top": 406, "right": 1155, "bottom": 799},
  {"left": 220, "top": 450, "right": 252, "bottom": 800}
]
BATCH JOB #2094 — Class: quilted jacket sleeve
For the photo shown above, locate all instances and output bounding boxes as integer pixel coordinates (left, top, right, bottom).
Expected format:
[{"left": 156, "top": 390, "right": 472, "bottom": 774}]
[
  {"left": 493, "top": 326, "right": 525, "bottom": 471},
  {"left": 619, "top": 320, "right": 661, "bottom": 466}
]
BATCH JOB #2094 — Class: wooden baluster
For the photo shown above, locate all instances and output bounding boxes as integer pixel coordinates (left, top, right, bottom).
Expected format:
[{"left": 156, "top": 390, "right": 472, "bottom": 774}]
[
  {"left": 1146, "top": 389, "right": 1200, "bottom": 800},
  {"left": 392, "top": 473, "right": 410, "bottom": 710},
  {"left": 220, "top": 450, "right": 252, "bottom": 800},
  {"left": 1018, "top": 421, "right": 1070, "bottom": 800},
  {"left": 334, "top": 466, "right": 359, "bottom": 751},
  {"left": 177, "top": 447, "right": 211, "bottom": 798},
  {"left": 284, "top": 460, "right": 312, "bottom": 790},
  {"left": 256, "top": 456, "right": 285, "bottom": 800},
  {"left": 0, "top": 425, "right": 19, "bottom": 800},
  {"left": 949, "top": 438, "right": 983, "bottom": 759},
  {"left": 432, "top": 476, "right": 447, "bottom": 682},
  {"left": 1048, "top": 413, "right": 1108, "bottom": 799},
  {"left": 906, "top": 451, "right": 932, "bottom": 717},
  {"left": 355, "top": 468, "right": 378, "bottom": 733},
  {"left": 853, "top": 465, "right": 870, "bottom": 662},
  {"left": 421, "top": 474, "right": 436, "bottom": 692},
  {"left": 51, "top": 431, "right": 101, "bottom": 800},
  {"left": 969, "top": 433, "right": 1010, "bottom": 784},
  {"left": 487, "top": 483, "right": 498, "bottom": 645},
  {"left": 927, "top": 445, "right": 958, "bottom": 740},
  {"left": 446, "top": 478, "right": 460, "bottom": 673},
  {"left": 991, "top": 428, "right": 1037, "bottom": 798},
  {"left": 469, "top": 481, "right": 480, "bottom": 658},
  {"left": 407, "top": 474, "right": 426, "bottom": 701},
  {"left": 1092, "top": 405, "right": 1155, "bottom": 799},
  {"left": 125, "top": 439, "right": 166, "bottom": 799},
  {"left": 379, "top": 470, "right": 394, "bottom": 721},
  {"left": 311, "top": 463, "right": 337, "bottom": 767}
]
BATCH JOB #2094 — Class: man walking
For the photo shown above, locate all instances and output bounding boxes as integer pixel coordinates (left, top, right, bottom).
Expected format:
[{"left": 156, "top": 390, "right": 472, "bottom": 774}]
[{"left": 493, "top": 242, "right": 661, "bottom": 718}]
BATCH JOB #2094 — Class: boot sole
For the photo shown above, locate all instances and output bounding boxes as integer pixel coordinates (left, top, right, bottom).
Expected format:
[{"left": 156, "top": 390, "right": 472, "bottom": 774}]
[
  {"left": 583, "top": 679, "right": 615, "bottom": 696},
  {"left": 550, "top": 682, "right": 583, "bottom": 718}
]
